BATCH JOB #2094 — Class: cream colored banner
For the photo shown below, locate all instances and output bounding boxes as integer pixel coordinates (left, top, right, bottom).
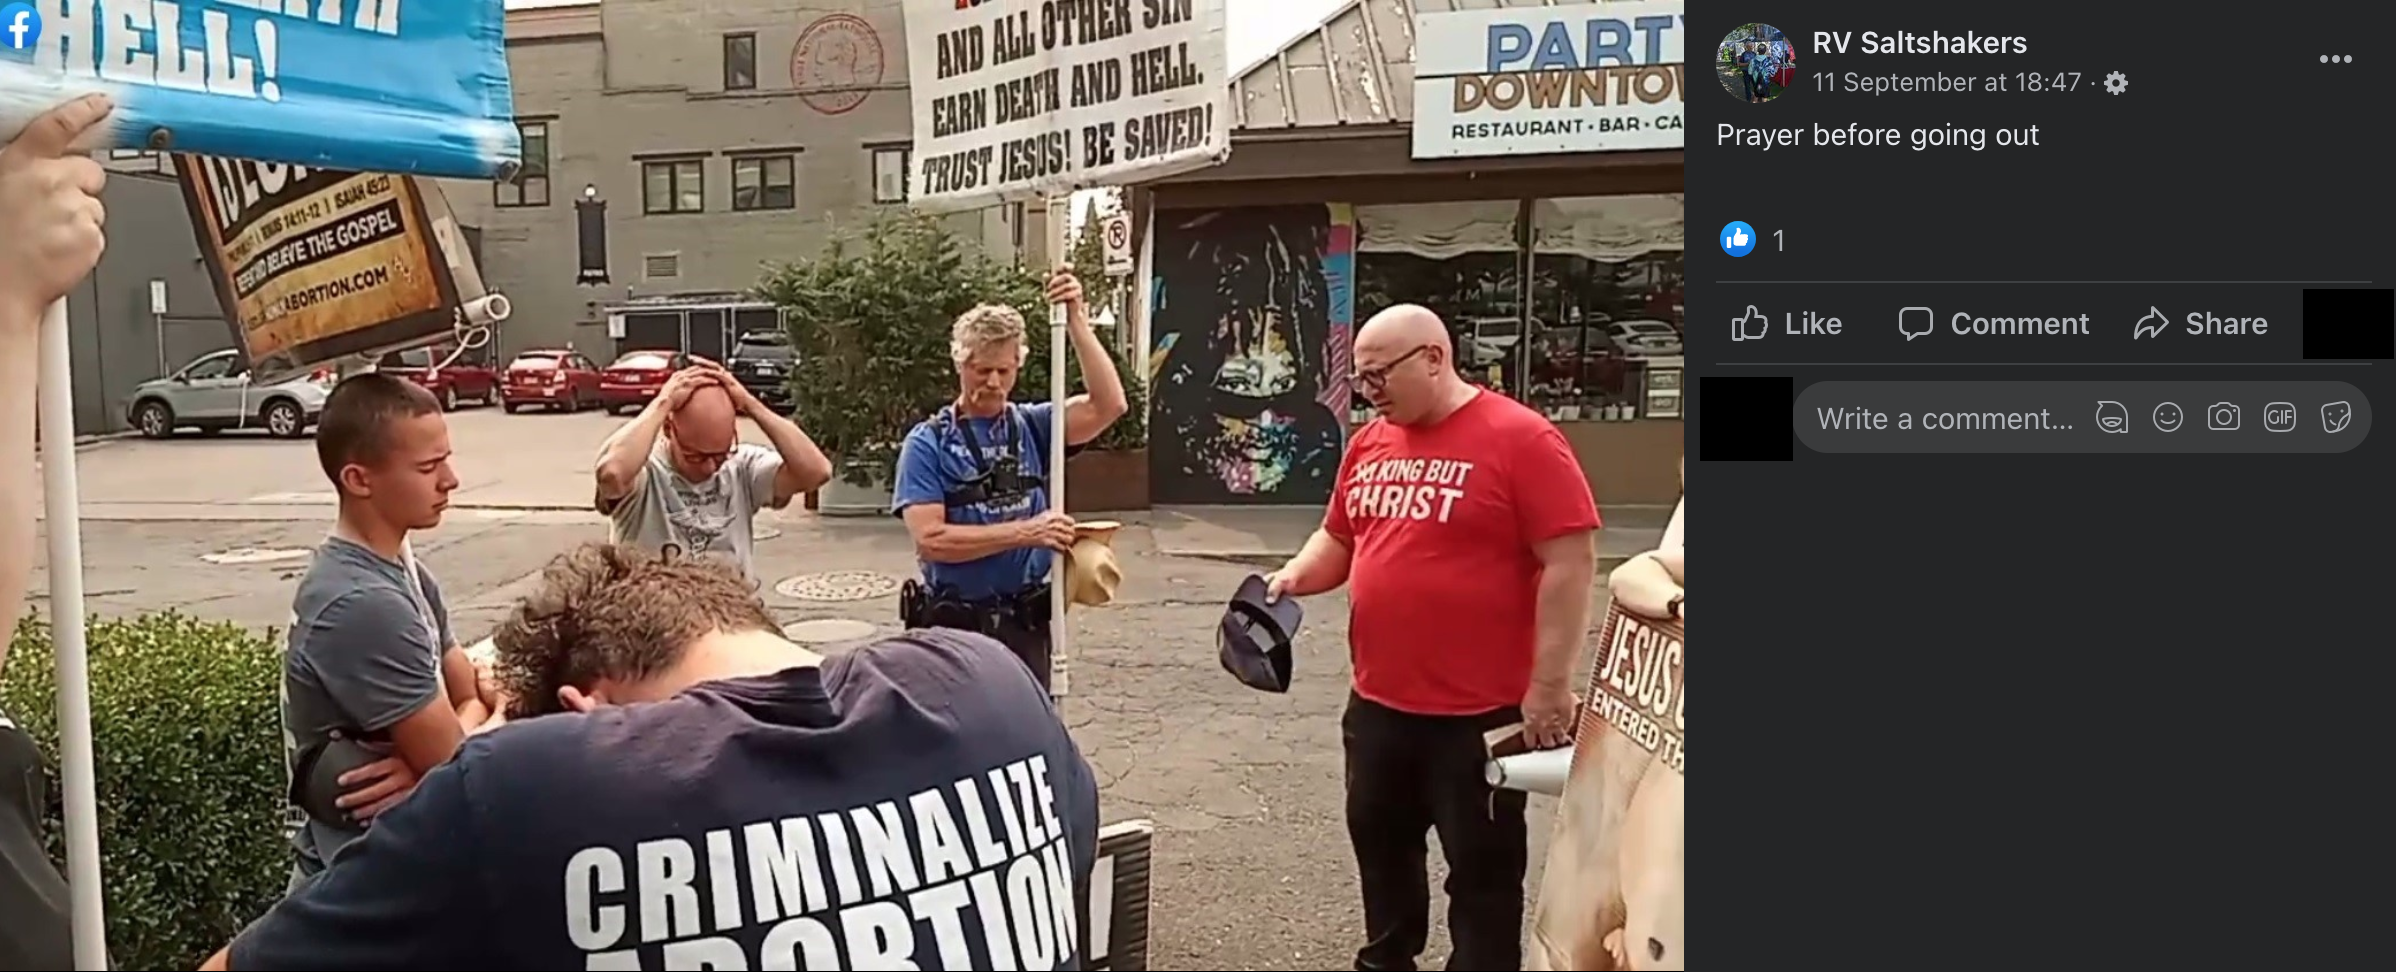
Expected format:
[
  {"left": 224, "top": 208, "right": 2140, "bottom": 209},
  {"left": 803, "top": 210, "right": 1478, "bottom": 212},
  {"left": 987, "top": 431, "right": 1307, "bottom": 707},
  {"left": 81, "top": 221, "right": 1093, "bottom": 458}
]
[{"left": 1528, "top": 602, "right": 1684, "bottom": 971}]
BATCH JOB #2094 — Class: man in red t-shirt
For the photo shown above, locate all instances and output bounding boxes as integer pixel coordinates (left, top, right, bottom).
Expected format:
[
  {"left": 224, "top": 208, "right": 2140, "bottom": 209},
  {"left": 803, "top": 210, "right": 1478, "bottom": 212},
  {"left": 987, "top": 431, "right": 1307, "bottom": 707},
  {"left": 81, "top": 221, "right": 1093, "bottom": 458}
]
[{"left": 1268, "top": 304, "right": 1600, "bottom": 971}]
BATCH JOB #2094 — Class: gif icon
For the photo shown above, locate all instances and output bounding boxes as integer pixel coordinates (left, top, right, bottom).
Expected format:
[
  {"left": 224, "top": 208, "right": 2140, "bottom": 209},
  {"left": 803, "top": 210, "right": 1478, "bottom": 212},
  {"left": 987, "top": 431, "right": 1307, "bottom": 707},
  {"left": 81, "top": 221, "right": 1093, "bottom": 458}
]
[{"left": 2264, "top": 401, "right": 2298, "bottom": 432}]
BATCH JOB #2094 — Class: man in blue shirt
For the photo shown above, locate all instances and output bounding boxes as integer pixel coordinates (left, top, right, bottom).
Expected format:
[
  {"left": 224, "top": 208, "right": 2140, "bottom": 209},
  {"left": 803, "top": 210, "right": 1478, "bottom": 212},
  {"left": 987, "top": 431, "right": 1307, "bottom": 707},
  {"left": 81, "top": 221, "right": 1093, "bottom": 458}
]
[
  {"left": 892, "top": 269, "right": 1129, "bottom": 695},
  {"left": 203, "top": 543, "right": 1100, "bottom": 970}
]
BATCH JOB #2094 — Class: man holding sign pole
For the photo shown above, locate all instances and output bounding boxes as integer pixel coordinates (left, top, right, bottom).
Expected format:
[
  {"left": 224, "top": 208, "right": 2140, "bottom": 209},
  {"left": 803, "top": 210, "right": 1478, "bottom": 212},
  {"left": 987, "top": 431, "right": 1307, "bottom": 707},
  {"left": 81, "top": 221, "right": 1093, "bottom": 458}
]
[
  {"left": 0, "top": 93, "right": 113, "bottom": 971},
  {"left": 897, "top": 0, "right": 1226, "bottom": 699},
  {"left": 892, "top": 269, "right": 1126, "bottom": 695}
]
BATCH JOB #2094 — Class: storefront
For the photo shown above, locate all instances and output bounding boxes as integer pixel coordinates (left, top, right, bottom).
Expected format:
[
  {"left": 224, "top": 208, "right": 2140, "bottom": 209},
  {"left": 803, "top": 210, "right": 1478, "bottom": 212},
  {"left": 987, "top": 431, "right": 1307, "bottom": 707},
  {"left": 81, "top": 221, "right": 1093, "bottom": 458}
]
[{"left": 1131, "top": 0, "right": 1686, "bottom": 507}]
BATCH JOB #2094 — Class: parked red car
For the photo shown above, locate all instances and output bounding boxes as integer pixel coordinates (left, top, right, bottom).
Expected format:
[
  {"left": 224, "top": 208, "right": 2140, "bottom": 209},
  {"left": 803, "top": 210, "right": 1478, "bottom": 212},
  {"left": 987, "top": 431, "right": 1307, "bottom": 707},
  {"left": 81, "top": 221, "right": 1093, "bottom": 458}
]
[
  {"left": 375, "top": 345, "right": 497, "bottom": 411},
  {"left": 500, "top": 348, "right": 604, "bottom": 412},
  {"left": 598, "top": 349, "right": 691, "bottom": 414}
]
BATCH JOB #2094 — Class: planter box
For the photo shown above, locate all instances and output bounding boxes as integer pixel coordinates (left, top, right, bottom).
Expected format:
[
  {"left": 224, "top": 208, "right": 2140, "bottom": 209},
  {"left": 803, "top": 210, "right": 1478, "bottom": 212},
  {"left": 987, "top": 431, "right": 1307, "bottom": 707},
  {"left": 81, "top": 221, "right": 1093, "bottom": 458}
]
[
  {"left": 817, "top": 460, "right": 894, "bottom": 518},
  {"left": 1064, "top": 447, "right": 1150, "bottom": 513}
]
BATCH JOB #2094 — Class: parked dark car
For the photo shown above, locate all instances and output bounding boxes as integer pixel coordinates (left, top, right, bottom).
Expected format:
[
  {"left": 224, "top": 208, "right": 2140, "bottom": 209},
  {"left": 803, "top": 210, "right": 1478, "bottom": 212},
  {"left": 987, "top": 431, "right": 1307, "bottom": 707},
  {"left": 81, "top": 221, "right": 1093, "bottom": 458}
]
[
  {"left": 598, "top": 349, "right": 692, "bottom": 415},
  {"left": 725, "top": 330, "right": 794, "bottom": 409},
  {"left": 500, "top": 348, "right": 604, "bottom": 413},
  {"left": 376, "top": 345, "right": 497, "bottom": 411}
]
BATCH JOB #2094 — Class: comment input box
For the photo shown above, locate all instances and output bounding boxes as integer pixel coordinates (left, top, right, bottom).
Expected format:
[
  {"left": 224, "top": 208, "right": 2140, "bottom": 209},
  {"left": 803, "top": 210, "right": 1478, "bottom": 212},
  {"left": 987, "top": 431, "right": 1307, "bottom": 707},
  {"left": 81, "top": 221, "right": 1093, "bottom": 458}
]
[{"left": 1793, "top": 381, "right": 2369, "bottom": 453}]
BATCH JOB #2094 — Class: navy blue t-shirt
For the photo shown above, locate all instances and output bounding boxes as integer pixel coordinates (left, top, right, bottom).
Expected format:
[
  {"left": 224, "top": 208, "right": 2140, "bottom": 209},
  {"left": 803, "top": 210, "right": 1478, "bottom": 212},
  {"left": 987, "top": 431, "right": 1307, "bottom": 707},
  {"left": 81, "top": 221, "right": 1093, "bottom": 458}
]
[
  {"left": 891, "top": 403, "right": 1057, "bottom": 601},
  {"left": 228, "top": 630, "right": 1100, "bottom": 970}
]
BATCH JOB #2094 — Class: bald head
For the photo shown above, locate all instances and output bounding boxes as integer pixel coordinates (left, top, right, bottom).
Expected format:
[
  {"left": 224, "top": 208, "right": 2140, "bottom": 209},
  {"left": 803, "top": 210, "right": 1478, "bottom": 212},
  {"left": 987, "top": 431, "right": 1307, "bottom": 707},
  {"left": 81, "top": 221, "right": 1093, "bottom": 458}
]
[
  {"left": 662, "top": 382, "right": 738, "bottom": 484},
  {"left": 1356, "top": 304, "right": 1452, "bottom": 359},
  {"left": 1353, "top": 304, "right": 1470, "bottom": 424},
  {"left": 673, "top": 383, "right": 736, "bottom": 427}
]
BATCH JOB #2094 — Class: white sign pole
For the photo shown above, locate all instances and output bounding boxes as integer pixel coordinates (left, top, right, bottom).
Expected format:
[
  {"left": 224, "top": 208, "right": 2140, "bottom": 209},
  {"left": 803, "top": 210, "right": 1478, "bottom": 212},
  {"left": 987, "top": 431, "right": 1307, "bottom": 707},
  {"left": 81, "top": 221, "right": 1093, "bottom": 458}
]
[
  {"left": 1046, "top": 195, "right": 1071, "bottom": 699},
  {"left": 37, "top": 296, "right": 110, "bottom": 970}
]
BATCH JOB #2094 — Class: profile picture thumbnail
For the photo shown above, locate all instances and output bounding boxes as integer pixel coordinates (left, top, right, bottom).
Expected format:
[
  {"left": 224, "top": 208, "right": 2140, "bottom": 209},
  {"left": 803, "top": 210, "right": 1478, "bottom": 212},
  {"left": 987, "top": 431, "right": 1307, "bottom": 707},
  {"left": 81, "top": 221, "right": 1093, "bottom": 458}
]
[{"left": 1718, "top": 23, "right": 1798, "bottom": 104}]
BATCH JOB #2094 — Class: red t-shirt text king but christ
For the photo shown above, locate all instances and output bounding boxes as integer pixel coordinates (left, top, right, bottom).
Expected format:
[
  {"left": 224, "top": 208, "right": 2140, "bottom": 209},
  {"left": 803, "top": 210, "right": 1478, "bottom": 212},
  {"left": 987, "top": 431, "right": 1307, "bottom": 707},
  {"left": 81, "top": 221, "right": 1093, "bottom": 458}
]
[{"left": 1326, "top": 390, "right": 1602, "bottom": 716}]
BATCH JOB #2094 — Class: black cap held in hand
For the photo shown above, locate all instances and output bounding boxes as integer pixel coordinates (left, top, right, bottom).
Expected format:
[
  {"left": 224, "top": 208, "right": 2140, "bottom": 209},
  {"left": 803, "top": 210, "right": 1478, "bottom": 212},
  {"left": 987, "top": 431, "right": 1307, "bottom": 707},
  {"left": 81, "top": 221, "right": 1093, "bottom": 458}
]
[{"left": 1218, "top": 574, "right": 1302, "bottom": 693}]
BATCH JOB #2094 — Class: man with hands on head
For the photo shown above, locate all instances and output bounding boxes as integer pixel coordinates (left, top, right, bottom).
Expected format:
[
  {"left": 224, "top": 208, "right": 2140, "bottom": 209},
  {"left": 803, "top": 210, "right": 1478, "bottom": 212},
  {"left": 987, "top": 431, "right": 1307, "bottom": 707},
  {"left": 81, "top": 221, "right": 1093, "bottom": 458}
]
[
  {"left": 0, "top": 92, "right": 112, "bottom": 972},
  {"left": 892, "top": 269, "right": 1127, "bottom": 694},
  {"left": 594, "top": 358, "right": 834, "bottom": 582},
  {"left": 1266, "top": 303, "right": 1600, "bottom": 972}
]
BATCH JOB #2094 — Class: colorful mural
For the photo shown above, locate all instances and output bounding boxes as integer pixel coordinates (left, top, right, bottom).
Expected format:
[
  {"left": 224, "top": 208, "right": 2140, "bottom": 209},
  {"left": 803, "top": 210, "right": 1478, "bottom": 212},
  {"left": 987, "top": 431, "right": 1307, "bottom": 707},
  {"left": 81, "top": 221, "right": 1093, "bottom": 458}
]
[{"left": 1148, "top": 205, "right": 1356, "bottom": 505}]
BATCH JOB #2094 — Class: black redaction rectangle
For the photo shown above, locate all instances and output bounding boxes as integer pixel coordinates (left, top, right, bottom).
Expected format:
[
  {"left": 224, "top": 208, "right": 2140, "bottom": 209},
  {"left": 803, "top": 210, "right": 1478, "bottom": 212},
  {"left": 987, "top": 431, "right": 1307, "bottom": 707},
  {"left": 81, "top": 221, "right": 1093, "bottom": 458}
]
[
  {"left": 1698, "top": 376, "right": 1794, "bottom": 461},
  {"left": 2300, "top": 289, "right": 2393, "bottom": 360}
]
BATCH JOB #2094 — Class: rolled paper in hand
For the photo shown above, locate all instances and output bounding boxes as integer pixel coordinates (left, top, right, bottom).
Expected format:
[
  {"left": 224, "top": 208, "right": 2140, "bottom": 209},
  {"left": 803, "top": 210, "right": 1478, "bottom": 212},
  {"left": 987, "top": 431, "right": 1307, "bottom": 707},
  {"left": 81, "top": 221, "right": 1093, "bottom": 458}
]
[{"left": 1486, "top": 746, "right": 1574, "bottom": 796}]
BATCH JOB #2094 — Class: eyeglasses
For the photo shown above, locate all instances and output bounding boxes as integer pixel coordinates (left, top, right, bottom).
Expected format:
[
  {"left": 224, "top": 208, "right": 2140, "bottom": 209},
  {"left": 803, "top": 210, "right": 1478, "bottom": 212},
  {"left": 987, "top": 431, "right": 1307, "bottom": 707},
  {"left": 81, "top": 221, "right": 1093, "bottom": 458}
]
[
  {"left": 1348, "top": 345, "right": 1432, "bottom": 391},
  {"left": 677, "top": 444, "right": 733, "bottom": 466}
]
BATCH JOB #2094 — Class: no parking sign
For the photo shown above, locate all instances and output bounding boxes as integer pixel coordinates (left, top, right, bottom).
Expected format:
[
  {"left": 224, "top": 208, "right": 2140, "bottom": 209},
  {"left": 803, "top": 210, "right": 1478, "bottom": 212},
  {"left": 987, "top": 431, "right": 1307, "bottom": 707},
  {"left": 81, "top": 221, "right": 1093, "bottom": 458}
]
[{"left": 1101, "top": 212, "right": 1134, "bottom": 277}]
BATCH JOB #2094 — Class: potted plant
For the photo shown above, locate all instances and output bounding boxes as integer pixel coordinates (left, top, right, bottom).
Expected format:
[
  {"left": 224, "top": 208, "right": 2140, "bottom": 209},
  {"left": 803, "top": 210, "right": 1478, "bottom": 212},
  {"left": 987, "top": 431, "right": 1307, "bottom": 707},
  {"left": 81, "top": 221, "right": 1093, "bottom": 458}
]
[
  {"left": 756, "top": 209, "right": 1041, "bottom": 515},
  {"left": 1021, "top": 342, "right": 1150, "bottom": 513}
]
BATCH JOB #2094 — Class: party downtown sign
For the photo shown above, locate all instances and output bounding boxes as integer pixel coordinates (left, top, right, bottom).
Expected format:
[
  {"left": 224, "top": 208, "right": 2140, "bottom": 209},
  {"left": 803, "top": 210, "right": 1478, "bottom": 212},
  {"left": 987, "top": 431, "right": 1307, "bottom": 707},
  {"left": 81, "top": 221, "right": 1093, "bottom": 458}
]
[
  {"left": 0, "top": 0, "right": 519, "bottom": 179},
  {"left": 902, "top": 0, "right": 1229, "bottom": 211},
  {"left": 1411, "top": 0, "right": 1686, "bottom": 160}
]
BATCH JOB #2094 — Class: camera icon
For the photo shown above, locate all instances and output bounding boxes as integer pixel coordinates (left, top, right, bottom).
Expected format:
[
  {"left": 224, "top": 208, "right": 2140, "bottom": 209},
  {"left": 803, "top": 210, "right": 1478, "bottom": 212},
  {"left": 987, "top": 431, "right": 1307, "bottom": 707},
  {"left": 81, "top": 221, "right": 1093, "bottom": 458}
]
[{"left": 2207, "top": 402, "right": 2241, "bottom": 431}]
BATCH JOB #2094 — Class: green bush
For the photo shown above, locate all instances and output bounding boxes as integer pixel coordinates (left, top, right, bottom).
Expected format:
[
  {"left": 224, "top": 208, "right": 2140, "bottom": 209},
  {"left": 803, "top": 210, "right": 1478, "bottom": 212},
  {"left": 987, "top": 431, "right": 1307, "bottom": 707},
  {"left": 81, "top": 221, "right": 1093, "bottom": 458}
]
[
  {"left": 3, "top": 613, "right": 288, "bottom": 971},
  {"left": 757, "top": 209, "right": 1045, "bottom": 487}
]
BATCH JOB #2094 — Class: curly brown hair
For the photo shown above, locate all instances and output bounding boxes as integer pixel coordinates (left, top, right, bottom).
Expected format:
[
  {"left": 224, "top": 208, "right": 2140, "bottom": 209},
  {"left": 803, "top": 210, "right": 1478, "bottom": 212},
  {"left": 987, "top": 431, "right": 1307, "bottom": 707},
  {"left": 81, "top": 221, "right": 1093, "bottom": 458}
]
[{"left": 490, "top": 543, "right": 778, "bottom": 718}]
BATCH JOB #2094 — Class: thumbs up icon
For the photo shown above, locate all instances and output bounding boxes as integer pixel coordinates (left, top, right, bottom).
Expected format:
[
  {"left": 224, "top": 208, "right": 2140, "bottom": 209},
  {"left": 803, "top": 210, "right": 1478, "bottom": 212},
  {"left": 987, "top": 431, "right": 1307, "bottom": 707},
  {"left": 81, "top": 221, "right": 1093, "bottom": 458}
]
[
  {"left": 1731, "top": 305, "right": 1770, "bottom": 342},
  {"left": 1727, "top": 227, "right": 1748, "bottom": 248}
]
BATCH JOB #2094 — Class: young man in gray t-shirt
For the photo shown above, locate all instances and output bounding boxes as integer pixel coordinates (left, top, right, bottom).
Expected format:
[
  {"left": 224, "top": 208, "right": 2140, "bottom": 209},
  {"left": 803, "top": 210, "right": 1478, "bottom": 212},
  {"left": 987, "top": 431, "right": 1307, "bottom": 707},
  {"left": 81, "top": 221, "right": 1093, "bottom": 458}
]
[
  {"left": 593, "top": 361, "right": 833, "bottom": 583},
  {"left": 280, "top": 374, "right": 501, "bottom": 886}
]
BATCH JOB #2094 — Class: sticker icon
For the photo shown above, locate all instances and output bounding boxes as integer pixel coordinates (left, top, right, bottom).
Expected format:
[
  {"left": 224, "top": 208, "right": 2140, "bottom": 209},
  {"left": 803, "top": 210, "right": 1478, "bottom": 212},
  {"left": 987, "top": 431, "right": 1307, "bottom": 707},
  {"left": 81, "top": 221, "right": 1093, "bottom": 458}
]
[{"left": 2322, "top": 401, "right": 2353, "bottom": 433}]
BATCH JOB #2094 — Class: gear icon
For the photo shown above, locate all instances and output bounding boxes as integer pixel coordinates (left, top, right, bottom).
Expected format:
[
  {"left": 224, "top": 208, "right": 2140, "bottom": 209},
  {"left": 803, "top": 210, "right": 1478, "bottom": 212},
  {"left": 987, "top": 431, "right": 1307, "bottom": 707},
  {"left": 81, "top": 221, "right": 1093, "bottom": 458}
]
[{"left": 2104, "top": 71, "right": 2127, "bottom": 95}]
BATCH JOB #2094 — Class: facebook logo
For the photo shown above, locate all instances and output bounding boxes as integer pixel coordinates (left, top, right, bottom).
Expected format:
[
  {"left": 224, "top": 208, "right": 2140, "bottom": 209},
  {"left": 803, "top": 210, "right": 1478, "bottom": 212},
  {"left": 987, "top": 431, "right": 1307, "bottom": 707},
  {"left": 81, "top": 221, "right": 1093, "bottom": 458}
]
[{"left": 2, "top": 2, "right": 38, "bottom": 51}]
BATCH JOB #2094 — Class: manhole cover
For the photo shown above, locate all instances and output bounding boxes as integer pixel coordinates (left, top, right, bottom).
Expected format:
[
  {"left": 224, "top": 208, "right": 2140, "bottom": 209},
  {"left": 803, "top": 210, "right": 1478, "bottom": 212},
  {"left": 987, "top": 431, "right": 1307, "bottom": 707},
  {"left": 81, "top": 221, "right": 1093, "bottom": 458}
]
[
  {"left": 753, "top": 525, "right": 783, "bottom": 542},
  {"left": 200, "top": 547, "right": 313, "bottom": 565},
  {"left": 782, "top": 619, "right": 878, "bottom": 644},
  {"left": 774, "top": 570, "right": 902, "bottom": 602}
]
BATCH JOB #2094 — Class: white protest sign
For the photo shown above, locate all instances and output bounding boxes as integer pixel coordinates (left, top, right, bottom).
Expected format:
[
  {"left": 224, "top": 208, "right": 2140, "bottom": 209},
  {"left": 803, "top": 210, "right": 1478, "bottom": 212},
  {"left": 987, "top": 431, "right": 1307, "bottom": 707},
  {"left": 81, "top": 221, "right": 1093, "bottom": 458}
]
[{"left": 903, "top": 0, "right": 1230, "bottom": 212}]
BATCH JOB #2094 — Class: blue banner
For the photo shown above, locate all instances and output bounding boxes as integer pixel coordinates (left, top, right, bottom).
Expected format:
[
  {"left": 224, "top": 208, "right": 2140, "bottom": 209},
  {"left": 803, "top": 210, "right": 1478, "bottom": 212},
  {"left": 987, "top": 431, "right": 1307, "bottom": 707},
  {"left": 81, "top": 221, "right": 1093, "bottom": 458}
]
[{"left": 0, "top": 0, "right": 518, "bottom": 179}]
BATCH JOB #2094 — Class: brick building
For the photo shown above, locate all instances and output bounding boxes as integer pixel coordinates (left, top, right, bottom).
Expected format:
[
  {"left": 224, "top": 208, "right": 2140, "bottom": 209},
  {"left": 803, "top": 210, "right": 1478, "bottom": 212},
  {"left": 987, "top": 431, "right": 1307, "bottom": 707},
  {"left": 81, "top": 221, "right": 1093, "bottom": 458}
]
[{"left": 424, "top": 0, "right": 1049, "bottom": 357}]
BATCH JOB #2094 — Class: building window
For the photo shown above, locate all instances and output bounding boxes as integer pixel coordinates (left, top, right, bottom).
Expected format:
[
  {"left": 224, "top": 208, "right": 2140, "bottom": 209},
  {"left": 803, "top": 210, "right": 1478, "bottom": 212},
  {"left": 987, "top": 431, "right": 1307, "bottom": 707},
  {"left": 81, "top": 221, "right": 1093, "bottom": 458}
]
[
  {"left": 644, "top": 253, "right": 682, "bottom": 281},
  {"left": 731, "top": 155, "right": 796, "bottom": 211},
  {"left": 642, "top": 159, "right": 705, "bottom": 214},
  {"left": 496, "top": 120, "right": 551, "bottom": 208},
  {"left": 723, "top": 33, "right": 757, "bottom": 91},
  {"left": 871, "top": 146, "right": 910, "bottom": 203}
]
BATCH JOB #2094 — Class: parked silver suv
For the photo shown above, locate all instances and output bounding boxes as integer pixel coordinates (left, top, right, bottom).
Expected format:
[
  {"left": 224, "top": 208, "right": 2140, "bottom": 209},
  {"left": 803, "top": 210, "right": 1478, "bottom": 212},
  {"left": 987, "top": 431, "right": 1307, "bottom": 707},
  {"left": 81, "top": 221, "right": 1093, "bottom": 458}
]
[{"left": 125, "top": 349, "right": 331, "bottom": 439}]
